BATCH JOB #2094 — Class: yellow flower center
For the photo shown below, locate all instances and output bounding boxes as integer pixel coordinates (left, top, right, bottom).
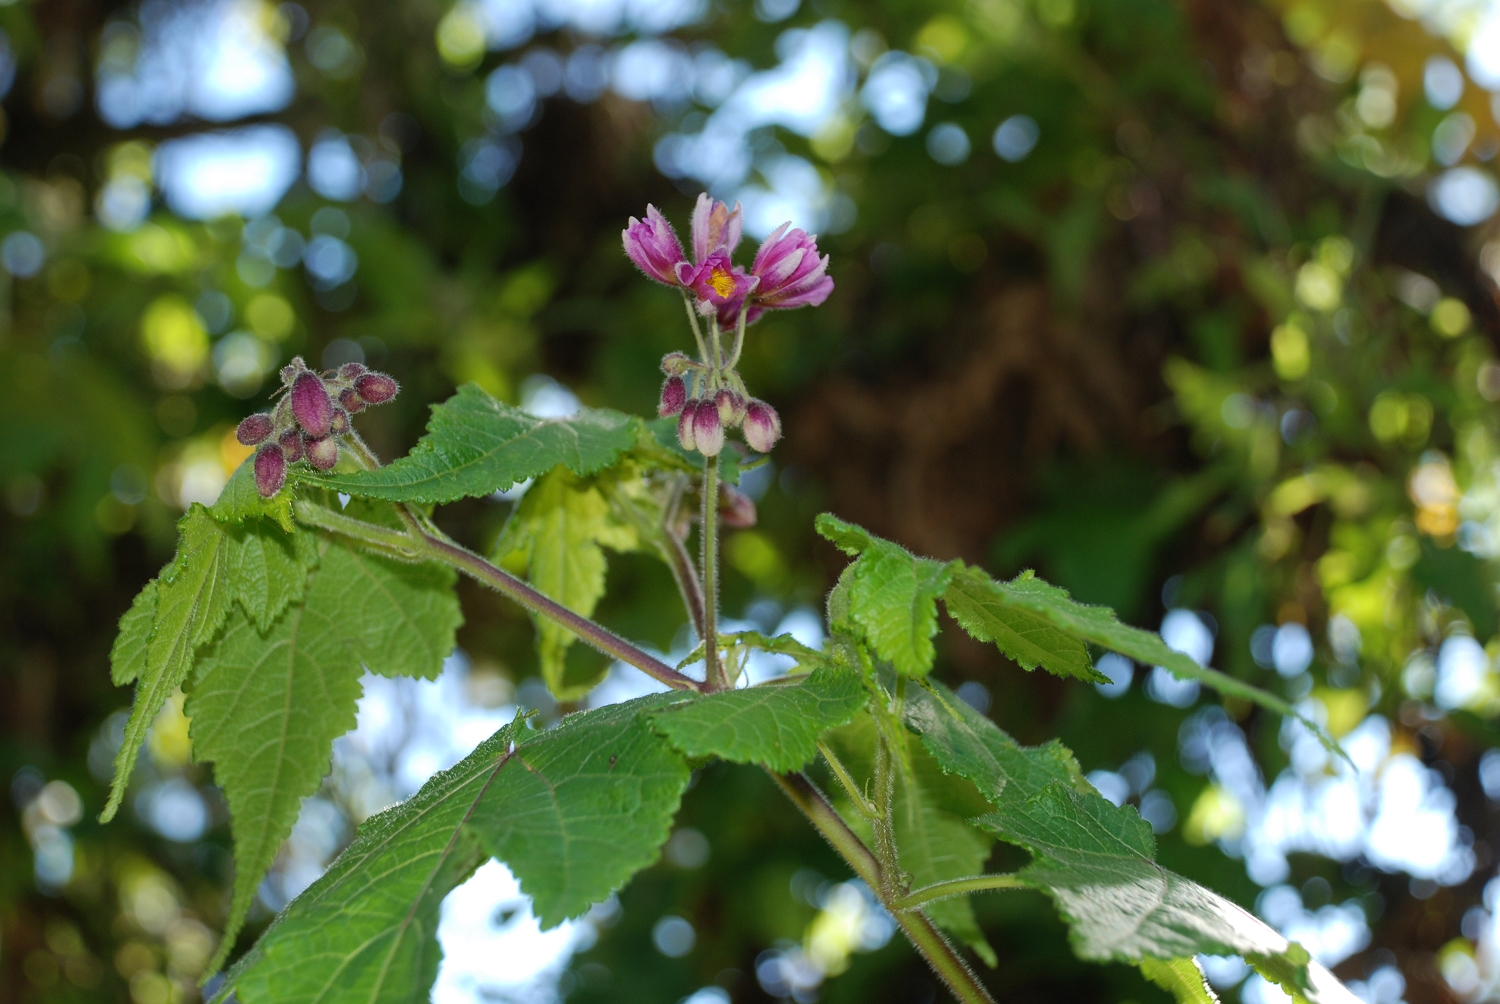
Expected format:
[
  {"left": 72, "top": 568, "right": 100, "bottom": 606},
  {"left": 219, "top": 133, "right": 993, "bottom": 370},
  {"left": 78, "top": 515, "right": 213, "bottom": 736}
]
[{"left": 707, "top": 266, "right": 735, "bottom": 298}]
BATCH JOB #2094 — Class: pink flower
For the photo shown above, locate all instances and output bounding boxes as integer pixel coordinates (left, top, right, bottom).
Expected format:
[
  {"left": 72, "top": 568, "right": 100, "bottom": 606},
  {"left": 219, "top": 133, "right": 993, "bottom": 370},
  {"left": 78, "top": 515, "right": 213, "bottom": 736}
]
[
  {"left": 622, "top": 205, "right": 688, "bottom": 286},
  {"left": 690, "top": 194, "right": 743, "bottom": 264},
  {"left": 750, "top": 223, "right": 833, "bottom": 312},
  {"left": 676, "top": 251, "right": 756, "bottom": 312}
]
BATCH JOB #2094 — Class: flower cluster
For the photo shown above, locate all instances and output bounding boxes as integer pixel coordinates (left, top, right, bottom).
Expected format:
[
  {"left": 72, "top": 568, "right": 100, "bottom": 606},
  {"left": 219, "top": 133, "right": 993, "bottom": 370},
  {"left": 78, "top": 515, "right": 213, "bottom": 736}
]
[
  {"left": 236, "top": 357, "right": 399, "bottom": 496},
  {"left": 622, "top": 194, "right": 831, "bottom": 458}
]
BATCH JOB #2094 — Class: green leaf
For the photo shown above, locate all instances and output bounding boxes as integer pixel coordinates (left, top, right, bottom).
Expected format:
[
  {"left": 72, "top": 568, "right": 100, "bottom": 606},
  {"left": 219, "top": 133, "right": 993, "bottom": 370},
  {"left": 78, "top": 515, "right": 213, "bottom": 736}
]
[
  {"left": 943, "top": 566, "right": 1104, "bottom": 683},
  {"left": 959, "top": 568, "right": 1344, "bottom": 758},
  {"left": 645, "top": 415, "right": 742, "bottom": 484},
  {"left": 111, "top": 580, "right": 157, "bottom": 687},
  {"left": 213, "top": 456, "right": 294, "bottom": 532},
  {"left": 647, "top": 667, "right": 867, "bottom": 771},
  {"left": 190, "top": 538, "right": 462, "bottom": 973},
  {"left": 1139, "top": 957, "right": 1219, "bottom": 1004},
  {"left": 302, "top": 383, "right": 639, "bottom": 503},
  {"left": 224, "top": 522, "right": 319, "bottom": 633},
  {"left": 904, "top": 686, "right": 1355, "bottom": 1004},
  {"left": 494, "top": 467, "right": 640, "bottom": 698},
  {"left": 814, "top": 514, "right": 954, "bottom": 677},
  {"left": 223, "top": 696, "right": 691, "bottom": 1002},
  {"left": 103, "top": 507, "right": 237, "bottom": 822}
]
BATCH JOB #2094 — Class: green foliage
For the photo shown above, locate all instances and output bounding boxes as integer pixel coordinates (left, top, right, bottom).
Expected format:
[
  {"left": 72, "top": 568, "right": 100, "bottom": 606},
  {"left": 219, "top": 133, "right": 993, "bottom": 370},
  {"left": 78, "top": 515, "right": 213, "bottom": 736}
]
[
  {"left": 943, "top": 566, "right": 1104, "bottom": 683},
  {"left": 903, "top": 685, "right": 1343, "bottom": 1001},
  {"left": 493, "top": 466, "right": 642, "bottom": 697},
  {"left": 816, "top": 513, "right": 954, "bottom": 677},
  {"left": 1138, "top": 957, "right": 1219, "bottom": 1004},
  {"left": 646, "top": 667, "right": 868, "bottom": 772},
  {"left": 213, "top": 456, "right": 295, "bottom": 532},
  {"left": 189, "top": 536, "right": 461, "bottom": 971},
  {"left": 303, "top": 383, "right": 639, "bottom": 503},
  {"left": 222, "top": 696, "right": 692, "bottom": 1003}
]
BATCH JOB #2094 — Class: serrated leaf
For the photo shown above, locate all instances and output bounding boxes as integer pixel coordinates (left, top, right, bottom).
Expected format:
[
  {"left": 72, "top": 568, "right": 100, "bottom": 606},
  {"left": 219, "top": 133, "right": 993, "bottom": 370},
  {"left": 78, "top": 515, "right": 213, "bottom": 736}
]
[
  {"left": 495, "top": 467, "right": 640, "bottom": 698},
  {"left": 903, "top": 685, "right": 1357, "bottom": 1004},
  {"left": 301, "top": 383, "right": 639, "bottom": 504},
  {"left": 222, "top": 696, "right": 690, "bottom": 1002},
  {"left": 103, "top": 507, "right": 236, "bottom": 822},
  {"left": 964, "top": 569, "right": 1344, "bottom": 758},
  {"left": 225, "top": 522, "right": 319, "bottom": 632},
  {"left": 943, "top": 566, "right": 1104, "bottom": 683},
  {"left": 815, "top": 514, "right": 954, "bottom": 677},
  {"left": 191, "top": 538, "right": 462, "bottom": 973},
  {"left": 111, "top": 580, "right": 157, "bottom": 687},
  {"left": 1139, "top": 957, "right": 1219, "bottom": 1004},
  {"left": 213, "top": 456, "right": 294, "bottom": 532},
  {"left": 647, "top": 667, "right": 867, "bottom": 771}
]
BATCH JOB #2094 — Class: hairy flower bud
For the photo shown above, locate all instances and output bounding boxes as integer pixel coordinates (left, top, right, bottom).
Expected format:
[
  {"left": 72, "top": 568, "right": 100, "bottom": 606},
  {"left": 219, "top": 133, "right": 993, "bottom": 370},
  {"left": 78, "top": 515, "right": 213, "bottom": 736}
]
[
  {"left": 714, "top": 388, "right": 746, "bottom": 427},
  {"left": 306, "top": 436, "right": 339, "bottom": 471},
  {"left": 659, "top": 376, "right": 687, "bottom": 417},
  {"left": 291, "top": 371, "right": 334, "bottom": 438},
  {"left": 339, "top": 387, "right": 366, "bottom": 414},
  {"left": 677, "top": 399, "right": 699, "bottom": 451},
  {"left": 329, "top": 407, "right": 351, "bottom": 436},
  {"left": 278, "top": 429, "right": 305, "bottom": 463},
  {"left": 743, "top": 399, "right": 781, "bottom": 453},
  {"left": 355, "top": 372, "right": 399, "bottom": 405},
  {"left": 236, "top": 413, "right": 274, "bottom": 446},
  {"left": 280, "top": 356, "right": 308, "bottom": 386},
  {"left": 660, "top": 352, "right": 692, "bottom": 376},
  {"left": 339, "top": 362, "right": 367, "bottom": 381},
  {"left": 693, "top": 400, "right": 725, "bottom": 457},
  {"left": 719, "top": 484, "right": 757, "bottom": 528},
  {"left": 254, "top": 444, "right": 287, "bottom": 497}
]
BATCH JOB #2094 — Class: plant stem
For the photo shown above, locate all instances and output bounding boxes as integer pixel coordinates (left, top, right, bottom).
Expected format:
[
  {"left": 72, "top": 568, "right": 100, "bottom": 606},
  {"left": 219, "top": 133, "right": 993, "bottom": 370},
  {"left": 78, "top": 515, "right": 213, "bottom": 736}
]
[
  {"left": 770, "top": 771, "right": 996, "bottom": 1004},
  {"left": 726, "top": 300, "right": 749, "bottom": 371},
  {"left": 871, "top": 724, "right": 900, "bottom": 894},
  {"left": 817, "top": 740, "right": 880, "bottom": 819},
  {"left": 659, "top": 477, "right": 706, "bottom": 639},
  {"left": 701, "top": 454, "right": 725, "bottom": 690},
  {"left": 681, "top": 290, "right": 710, "bottom": 366},
  {"left": 893, "top": 875, "right": 1028, "bottom": 911}
]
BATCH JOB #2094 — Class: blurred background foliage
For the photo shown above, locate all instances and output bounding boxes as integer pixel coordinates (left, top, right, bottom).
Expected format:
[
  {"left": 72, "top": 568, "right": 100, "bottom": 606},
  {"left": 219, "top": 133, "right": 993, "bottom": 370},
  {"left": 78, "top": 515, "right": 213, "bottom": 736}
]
[{"left": 13, "top": 0, "right": 1500, "bottom": 1001}]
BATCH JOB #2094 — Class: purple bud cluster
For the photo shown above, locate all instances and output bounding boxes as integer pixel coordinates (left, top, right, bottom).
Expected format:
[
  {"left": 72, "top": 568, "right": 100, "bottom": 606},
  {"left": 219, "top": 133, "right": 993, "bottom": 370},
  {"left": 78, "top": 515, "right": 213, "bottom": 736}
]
[
  {"left": 235, "top": 357, "right": 401, "bottom": 497},
  {"left": 655, "top": 356, "right": 781, "bottom": 459}
]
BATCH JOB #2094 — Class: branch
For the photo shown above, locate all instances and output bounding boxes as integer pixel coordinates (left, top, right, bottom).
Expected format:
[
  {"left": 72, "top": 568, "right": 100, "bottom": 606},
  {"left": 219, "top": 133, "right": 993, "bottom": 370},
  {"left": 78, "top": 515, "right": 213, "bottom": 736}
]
[{"left": 893, "top": 875, "right": 1028, "bottom": 912}]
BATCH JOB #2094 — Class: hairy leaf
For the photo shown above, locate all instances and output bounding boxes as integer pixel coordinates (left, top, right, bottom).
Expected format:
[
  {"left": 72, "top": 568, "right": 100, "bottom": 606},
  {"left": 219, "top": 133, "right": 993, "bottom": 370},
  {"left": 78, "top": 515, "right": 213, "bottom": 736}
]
[
  {"left": 224, "top": 522, "right": 319, "bottom": 633},
  {"left": 647, "top": 668, "right": 867, "bottom": 771},
  {"left": 959, "top": 568, "right": 1342, "bottom": 755},
  {"left": 222, "top": 697, "right": 690, "bottom": 1002},
  {"left": 191, "top": 539, "right": 461, "bottom": 972},
  {"left": 815, "top": 514, "right": 954, "bottom": 677},
  {"left": 103, "top": 507, "right": 236, "bottom": 821},
  {"left": 494, "top": 467, "right": 640, "bottom": 698},
  {"left": 645, "top": 415, "right": 742, "bottom": 485},
  {"left": 904, "top": 686, "right": 1356, "bottom": 1003},
  {"left": 943, "top": 566, "right": 1104, "bottom": 683},
  {"left": 1139, "top": 958, "right": 1219, "bottom": 1004},
  {"left": 213, "top": 456, "right": 294, "bottom": 532},
  {"left": 302, "top": 383, "right": 638, "bottom": 503},
  {"left": 110, "top": 579, "right": 157, "bottom": 687}
]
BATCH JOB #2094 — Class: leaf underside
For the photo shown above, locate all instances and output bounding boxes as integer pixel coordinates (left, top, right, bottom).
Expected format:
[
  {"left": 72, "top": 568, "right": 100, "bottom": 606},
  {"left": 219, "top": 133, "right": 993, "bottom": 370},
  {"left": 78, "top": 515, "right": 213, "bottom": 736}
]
[
  {"left": 647, "top": 667, "right": 868, "bottom": 772},
  {"left": 191, "top": 537, "right": 462, "bottom": 973},
  {"left": 904, "top": 685, "right": 1357, "bottom": 1004},
  {"left": 222, "top": 695, "right": 692, "bottom": 1004},
  {"left": 300, "top": 383, "right": 639, "bottom": 504}
]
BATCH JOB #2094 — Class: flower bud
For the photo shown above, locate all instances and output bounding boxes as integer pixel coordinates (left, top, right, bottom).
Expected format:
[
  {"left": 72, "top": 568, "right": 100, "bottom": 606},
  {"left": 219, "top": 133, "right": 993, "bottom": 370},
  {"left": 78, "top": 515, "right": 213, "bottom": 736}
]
[
  {"left": 254, "top": 444, "right": 287, "bottom": 497},
  {"left": 719, "top": 484, "right": 757, "bottom": 528},
  {"left": 661, "top": 352, "right": 692, "bottom": 376},
  {"left": 278, "top": 429, "right": 305, "bottom": 463},
  {"left": 714, "top": 388, "right": 745, "bottom": 427},
  {"left": 659, "top": 375, "right": 687, "bottom": 417},
  {"left": 280, "top": 356, "right": 308, "bottom": 386},
  {"left": 677, "top": 399, "right": 699, "bottom": 451},
  {"left": 694, "top": 400, "right": 725, "bottom": 457},
  {"left": 306, "top": 436, "right": 339, "bottom": 471},
  {"left": 743, "top": 399, "right": 781, "bottom": 454},
  {"left": 329, "top": 407, "right": 351, "bottom": 436},
  {"left": 355, "top": 372, "right": 399, "bottom": 405},
  {"left": 339, "top": 387, "right": 366, "bottom": 414},
  {"left": 236, "top": 413, "right": 274, "bottom": 446},
  {"left": 339, "top": 362, "right": 367, "bottom": 381},
  {"left": 291, "top": 371, "right": 334, "bottom": 438}
]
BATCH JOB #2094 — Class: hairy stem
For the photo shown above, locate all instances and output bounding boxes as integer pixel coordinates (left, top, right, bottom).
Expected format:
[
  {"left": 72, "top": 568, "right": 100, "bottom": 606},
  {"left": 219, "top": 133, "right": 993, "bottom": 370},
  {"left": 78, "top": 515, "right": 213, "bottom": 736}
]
[
  {"left": 726, "top": 300, "right": 749, "bottom": 371},
  {"left": 893, "top": 875, "right": 1028, "bottom": 911},
  {"left": 701, "top": 454, "right": 725, "bottom": 690},
  {"left": 817, "top": 740, "right": 880, "bottom": 819},
  {"left": 681, "top": 290, "right": 709, "bottom": 366},
  {"left": 770, "top": 771, "right": 996, "bottom": 1004},
  {"left": 660, "top": 477, "right": 706, "bottom": 639},
  {"left": 871, "top": 725, "right": 900, "bottom": 895}
]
